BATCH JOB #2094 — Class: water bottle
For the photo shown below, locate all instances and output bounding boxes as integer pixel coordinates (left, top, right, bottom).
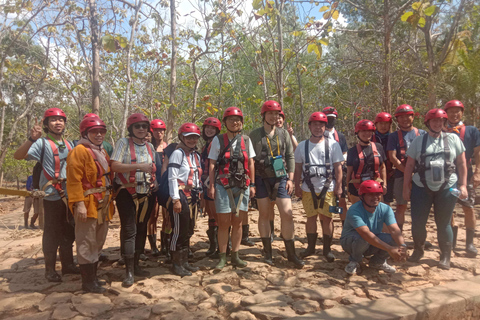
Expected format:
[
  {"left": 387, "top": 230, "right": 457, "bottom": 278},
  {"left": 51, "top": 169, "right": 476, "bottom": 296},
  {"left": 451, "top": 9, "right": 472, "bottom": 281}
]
[{"left": 449, "top": 187, "right": 461, "bottom": 198}]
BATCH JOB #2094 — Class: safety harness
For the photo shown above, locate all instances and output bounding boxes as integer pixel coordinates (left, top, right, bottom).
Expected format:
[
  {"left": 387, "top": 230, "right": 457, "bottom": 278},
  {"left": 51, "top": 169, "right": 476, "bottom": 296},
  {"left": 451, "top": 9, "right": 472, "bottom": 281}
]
[
  {"left": 42, "top": 138, "right": 73, "bottom": 206},
  {"left": 303, "top": 138, "right": 333, "bottom": 209},
  {"left": 216, "top": 134, "right": 251, "bottom": 216},
  {"left": 398, "top": 127, "right": 419, "bottom": 164},
  {"left": 349, "top": 143, "right": 381, "bottom": 188},
  {"left": 415, "top": 133, "right": 456, "bottom": 193},
  {"left": 116, "top": 138, "right": 157, "bottom": 222}
]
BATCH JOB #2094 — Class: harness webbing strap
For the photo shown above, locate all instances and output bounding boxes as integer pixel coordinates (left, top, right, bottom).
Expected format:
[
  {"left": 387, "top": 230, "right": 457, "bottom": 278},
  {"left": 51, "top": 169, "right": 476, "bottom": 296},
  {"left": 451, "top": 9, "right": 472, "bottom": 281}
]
[
  {"left": 398, "top": 127, "right": 419, "bottom": 164},
  {"left": 303, "top": 138, "right": 332, "bottom": 209},
  {"left": 351, "top": 143, "right": 380, "bottom": 188}
]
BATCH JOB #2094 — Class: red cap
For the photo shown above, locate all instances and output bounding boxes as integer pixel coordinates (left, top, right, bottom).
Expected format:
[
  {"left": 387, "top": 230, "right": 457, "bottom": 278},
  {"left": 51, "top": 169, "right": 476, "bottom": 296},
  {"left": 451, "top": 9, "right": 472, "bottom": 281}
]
[
  {"left": 394, "top": 104, "right": 414, "bottom": 117},
  {"left": 151, "top": 119, "right": 166, "bottom": 130},
  {"left": 179, "top": 122, "right": 201, "bottom": 137},
  {"left": 80, "top": 117, "right": 106, "bottom": 135},
  {"left": 444, "top": 100, "right": 464, "bottom": 111},
  {"left": 43, "top": 108, "right": 67, "bottom": 122},
  {"left": 308, "top": 112, "right": 328, "bottom": 123},
  {"left": 424, "top": 108, "right": 447, "bottom": 125},
  {"left": 358, "top": 180, "right": 383, "bottom": 195},
  {"left": 127, "top": 113, "right": 149, "bottom": 128},
  {"left": 203, "top": 117, "right": 222, "bottom": 131},
  {"left": 223, "top": 107, "right": 244, "bottom": 122},
  {"left": 261, "top": 100, "right": 282, "bottom": 115},
  {"left": 374, "top": 112, "right": 392, "bottom": 123},
  {"left": 322, "top": 106, "right": 338, "bottom": 117},
  {"left": 355, "top": 119, "right": 375, "bottom": 133}
]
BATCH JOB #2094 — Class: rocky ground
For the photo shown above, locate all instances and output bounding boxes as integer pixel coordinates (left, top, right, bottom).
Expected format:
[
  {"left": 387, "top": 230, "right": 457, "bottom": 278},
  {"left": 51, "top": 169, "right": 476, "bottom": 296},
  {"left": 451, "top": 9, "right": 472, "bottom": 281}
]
[{"left": 0, "top": 197, "right": 479, "bottom": 320}]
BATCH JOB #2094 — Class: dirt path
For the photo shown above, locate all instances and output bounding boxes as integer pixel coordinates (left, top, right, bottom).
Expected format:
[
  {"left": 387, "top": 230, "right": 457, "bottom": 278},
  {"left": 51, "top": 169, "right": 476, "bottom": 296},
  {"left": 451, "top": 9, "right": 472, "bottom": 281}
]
[{"left": 0, "top": 197, "right": 479, "bottom": 320}]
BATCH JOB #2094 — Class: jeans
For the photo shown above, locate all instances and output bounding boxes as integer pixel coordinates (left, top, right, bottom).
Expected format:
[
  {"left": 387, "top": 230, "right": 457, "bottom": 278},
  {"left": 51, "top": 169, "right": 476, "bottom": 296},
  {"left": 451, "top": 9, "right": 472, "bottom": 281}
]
[
  {"left": 410, "top": 183, "right": 455, "bottom": 246},
  {"left": 341, "top": 232, "right": 395, "bottom": 264},
  {"left": 116, "top": 189, "right": 154, "bottom": 257}
]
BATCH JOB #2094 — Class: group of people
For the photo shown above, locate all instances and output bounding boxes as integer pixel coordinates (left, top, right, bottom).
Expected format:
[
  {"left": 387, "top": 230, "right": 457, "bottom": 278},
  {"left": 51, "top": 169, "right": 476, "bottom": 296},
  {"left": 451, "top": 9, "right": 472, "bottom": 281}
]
[{"left": 13, "top": 99, "right": 478, "bottom": 293}]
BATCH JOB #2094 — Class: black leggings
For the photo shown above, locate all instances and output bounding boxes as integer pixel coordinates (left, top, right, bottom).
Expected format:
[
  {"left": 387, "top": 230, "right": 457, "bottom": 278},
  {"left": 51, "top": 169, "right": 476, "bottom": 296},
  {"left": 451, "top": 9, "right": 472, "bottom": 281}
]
[
  {"left": 116, "top": 189, "right": 155, "bottom": 257},
  {"left": 169, "top": 191, "right": 196, "bottom": 252}
]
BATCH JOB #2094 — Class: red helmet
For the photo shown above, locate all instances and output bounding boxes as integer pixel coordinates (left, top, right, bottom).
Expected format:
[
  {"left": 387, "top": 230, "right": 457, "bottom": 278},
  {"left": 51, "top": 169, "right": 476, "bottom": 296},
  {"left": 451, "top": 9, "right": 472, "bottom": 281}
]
[
  {"left": 151, "top": 119, "right": 166, "bottom": 130},
  {"left": 444, "top": 100, "right": 464, "bottom": 111},
  {"left": 358, "top": 180, "right": 383, "bottom": 195},
  {"left": 424, "top": 108, "right": 448, "bottom": 125},
  {"left": 179, "top": 122, "right": 201, "bottom": 137},
  {"left": 80, "top": 117, "right": 106, "bottom": 135},
  {"left": 223, "top": 107, "right": 243, "bottom": 122},
  {"left": 203, "top": 117, "right": 222, "bottom": 131},
  {"left": 322, "top": 106, "right": 338, "bottom": 117},
  {"left": 374, "top": 112, "right": 392, "bottom": 123},
  {"left": 279, "top": 110, "right": 285, "bottom": 119},
  {"left": 394, "top": 104, "right": 414, "bottom": 117},
  {"left": 355, "top": 119, "right": 376, "bottom": 133},
  {"left": 83, "top": 113, "right": 99, "bottom": 119},
  {"left": 261, "top": 100, "right": 282, "bottom": 115},
  {"left": 43, "top": 108, "right": 67, "bottom": 122},
  {"left": 127, "top": 113, "right": 149, "bottom": 128},
  {"left": 308, "top": 112, "right": 328, "bottom": 123}
]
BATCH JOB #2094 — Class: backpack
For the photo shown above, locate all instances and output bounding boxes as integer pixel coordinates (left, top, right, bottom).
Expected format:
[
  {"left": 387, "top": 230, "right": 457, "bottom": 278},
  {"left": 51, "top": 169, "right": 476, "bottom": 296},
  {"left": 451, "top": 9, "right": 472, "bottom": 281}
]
[
  {"left": 156, "top": 149, "right": 191, "bottom": 208},
  {"left": 32, "top": 138, "right": 46, "bottom": 190}
]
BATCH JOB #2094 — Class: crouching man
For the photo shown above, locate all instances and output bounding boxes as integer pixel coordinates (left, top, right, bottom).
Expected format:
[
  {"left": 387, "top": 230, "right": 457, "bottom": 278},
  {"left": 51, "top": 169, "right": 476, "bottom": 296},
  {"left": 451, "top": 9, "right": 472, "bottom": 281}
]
[{"left": 340, "top": 180, "right": 406, "bottom": 275}]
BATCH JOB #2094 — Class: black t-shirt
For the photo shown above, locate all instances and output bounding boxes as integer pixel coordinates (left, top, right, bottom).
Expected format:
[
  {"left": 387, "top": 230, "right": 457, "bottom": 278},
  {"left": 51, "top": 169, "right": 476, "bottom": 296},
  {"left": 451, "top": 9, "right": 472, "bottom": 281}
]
[
  {"left": 164, "top": 143, "right": 178, "bottom": 159},
  {"left": 347, "top": 142, "right": 386, "bottom": 195},
  {"left": 327, "top": 129, "right": 348, "bottom": 153}
]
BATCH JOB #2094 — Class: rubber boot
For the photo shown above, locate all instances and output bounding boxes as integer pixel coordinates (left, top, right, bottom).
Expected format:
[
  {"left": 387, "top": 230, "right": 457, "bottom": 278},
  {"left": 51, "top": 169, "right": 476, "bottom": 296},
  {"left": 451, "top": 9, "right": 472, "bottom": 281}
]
[
  {"left": 466, "top": 228, "right": 478, "bottom": 257},
  {"left": 226, "top": 226, "right": 232, "bottom": 256},
  {"left": 24, "top": 212, "right": 29, "bottom": 229},
  {"left": 425, "top": 240, "right": 433, "bottom": 250},
  {"left": 171, "top": 250, "right": 191, "bottom": 277},
  {"left": 182, "top": 247, "right": 199, "bottom": 272},
  {"left": 231, "top": 251, "right": 247, "bottom": 268},
  {"left": 187, "top": 242, "right": 194, "bottom": 259},
  {"left": 270, "top": 220, "right": 276, "bottom": 241},
  {"left": 408, "top": 242, "right": 424, "bottom": 262},
  {"left": 452, "top": 225, "right": 458, "bottom": 250},
  {"left": 299, "top": 233, "right": 317, "bottom": 259},
  {"left": 148, "top": 234, "right": 160, "bottom": 256},
  {"left": 322, "top": 234, "right": 335, "bottom": 262},
  {"left": 44, "top": 252, "right": 62, "bottom": 282},
  {"left": 80, "top": 264, "right": 105, "bottom": 293},
  {"left": 261, "top": 237, "right": 274, "bottom": 265},
  {"left": 30, "top": 214, "right": 38, "bottom": 229},
  {"left": 438, "top": 242, "right": 452, "bottom": 270},
  {"left": 215, "top": 252, "right": 227, "bottom": 270},
  {"left": 160, "top": 231, "right": 168, "bottom": 256},
  {"left": 206, "top": 226, "right": 218, "bottom": 256},
  {"left": 164, "top": 233, "right": 172, "bottom": 263},
  {"left": 94, "top": 261, "right": 106, "bottom": 286},
  {"left": 60, "top": 247, "right": 80, "bottom": 275},
  {"left": 241, "top": 225, "right": 255, "bottom": 246},
  {"left": 284, "top": 239, "right": 305, "bottom": 269},
  {"left": 122, "top": 256, "right": 134, "bottom": 287},
  {"left": 134, "top": 252, "right": 150, "bottom": 277}
]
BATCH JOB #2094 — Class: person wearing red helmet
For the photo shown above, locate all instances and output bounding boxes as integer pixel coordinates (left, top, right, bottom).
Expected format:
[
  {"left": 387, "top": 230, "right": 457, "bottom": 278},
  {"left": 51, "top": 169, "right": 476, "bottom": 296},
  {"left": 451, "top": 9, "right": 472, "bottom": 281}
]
[
  {"left": 294, "top": 112, "right": 344, "bottom": 262},
  {"left": 346, "top": 120, "right": 387, "bottom": 204},
  {"left": 111, "top": 113, "right": 157, "bottom": 286},
  {"left": 276, "top": 110, "right": 298, "bottom": 151},
  {"left": 341, "top": 180, "right": 406, "bottom": 275},
  {"left": 72, "top": 113, "right": 114, "bottom": 157},
  {"left": 373, "top": 112, "right": 394, "bottom": 204},
  {"left": 201, "top": 117, "right": 222, "bottom": 257},
  {"left": 207, "top": 107, "right": 256, "bottom": 270},
  {"left": 444, "top": 100, "right": 480, "bottom": 257},
  {"left": 250, "top": 100, "right": 304, "bottom": 268},
  {"left": 386, "top": 104, "right": 426, "bottom": 232},
  {"left": 14, "top": 108, "right": 79, "bottom": 283},
  {"left": 66, "top": 117, "right": 114, "bottom": 293},
  {"left": 403, "top": 108, "right": 468, "bottom": 270},
  {"left": 322, "top": 106, "right": 349, "bottom": 221},
  {"left": 166, "top": 122, "right": 203, "bottom": 277}
]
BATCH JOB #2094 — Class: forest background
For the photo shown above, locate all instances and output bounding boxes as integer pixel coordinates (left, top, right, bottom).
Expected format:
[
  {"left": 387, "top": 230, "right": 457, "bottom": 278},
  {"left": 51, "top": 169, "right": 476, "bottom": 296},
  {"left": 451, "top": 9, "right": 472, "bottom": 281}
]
[{"left": 0, "top": 0, "right": 479, "bottom": 186}]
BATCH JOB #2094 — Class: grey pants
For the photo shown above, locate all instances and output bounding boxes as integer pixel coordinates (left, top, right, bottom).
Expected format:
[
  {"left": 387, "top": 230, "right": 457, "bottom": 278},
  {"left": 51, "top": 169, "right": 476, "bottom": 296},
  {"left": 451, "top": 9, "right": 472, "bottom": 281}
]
[{"left": 74, "top": 215, "right": 109, "bottom": 264}]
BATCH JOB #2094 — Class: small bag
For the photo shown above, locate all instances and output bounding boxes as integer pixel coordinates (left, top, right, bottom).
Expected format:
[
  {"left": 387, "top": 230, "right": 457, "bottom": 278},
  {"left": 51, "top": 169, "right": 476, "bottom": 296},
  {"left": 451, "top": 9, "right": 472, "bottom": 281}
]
[
  {"left": 430, "top": 159, "right": 445, "bottom": 183},
  {"left": 270, "top": 155, "right": 287, "bottom": 178}
]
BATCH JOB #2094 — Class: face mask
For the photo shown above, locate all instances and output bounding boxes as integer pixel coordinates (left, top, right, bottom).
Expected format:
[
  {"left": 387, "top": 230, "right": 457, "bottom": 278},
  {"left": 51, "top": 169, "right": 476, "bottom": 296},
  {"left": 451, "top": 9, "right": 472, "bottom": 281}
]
[{"left": 326, "top": 117, "right": 336, "bottom": 129}]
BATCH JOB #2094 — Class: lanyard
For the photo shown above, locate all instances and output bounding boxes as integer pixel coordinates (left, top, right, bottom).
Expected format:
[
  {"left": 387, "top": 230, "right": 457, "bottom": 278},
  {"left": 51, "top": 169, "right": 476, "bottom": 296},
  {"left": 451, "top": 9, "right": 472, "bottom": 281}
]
[
  {"left": 266, "top": 134, "right": 280, "bottom": 158},
  {"left": 47, "top": 133, "right": 67, "bottom": 151}
]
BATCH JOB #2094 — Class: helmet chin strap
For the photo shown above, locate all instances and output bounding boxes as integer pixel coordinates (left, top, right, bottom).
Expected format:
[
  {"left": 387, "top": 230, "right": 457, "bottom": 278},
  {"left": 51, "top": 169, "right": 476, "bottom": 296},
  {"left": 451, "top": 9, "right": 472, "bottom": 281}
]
[
  {"left": 85, "top": 135, "right": 102, "bottom": 148},
  {"left": 360, "top": 195, "right": 377, "bottom": 209},
  {"left": 357, "top": 135, "right": 371, "bottom": 144},
  {"left": 263, "top": 116, "right": 276, "bottom": 129}
]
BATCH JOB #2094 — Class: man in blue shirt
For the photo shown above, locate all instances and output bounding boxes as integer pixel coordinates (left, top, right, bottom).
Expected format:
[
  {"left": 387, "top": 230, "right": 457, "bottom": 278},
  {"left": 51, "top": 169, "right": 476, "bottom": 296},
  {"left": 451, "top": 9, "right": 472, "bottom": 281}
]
[{"left": 341, "top": 180, "right": 406, "bottom": 275}]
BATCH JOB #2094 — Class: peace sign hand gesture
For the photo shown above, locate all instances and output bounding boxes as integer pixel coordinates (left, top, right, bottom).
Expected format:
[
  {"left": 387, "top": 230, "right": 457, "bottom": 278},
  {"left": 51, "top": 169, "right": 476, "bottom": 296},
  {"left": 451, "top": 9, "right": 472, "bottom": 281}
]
[
  {"left": 30, "top": 118, "right": 43, "bottom": 141},
  {"left": 286, "top": 122, "right": 294, "bottom": 136}
]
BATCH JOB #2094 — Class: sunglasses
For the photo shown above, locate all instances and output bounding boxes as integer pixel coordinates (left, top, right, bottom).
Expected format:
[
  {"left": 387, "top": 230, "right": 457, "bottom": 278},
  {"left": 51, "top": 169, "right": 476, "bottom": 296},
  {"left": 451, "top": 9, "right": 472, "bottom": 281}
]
[{"left": 133, "top": 124, "right": 149, "bottom": 130}]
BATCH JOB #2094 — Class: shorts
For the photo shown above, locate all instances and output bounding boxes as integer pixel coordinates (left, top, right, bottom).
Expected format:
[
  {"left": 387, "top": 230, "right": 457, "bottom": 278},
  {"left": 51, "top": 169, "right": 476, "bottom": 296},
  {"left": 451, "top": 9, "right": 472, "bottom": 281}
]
[
  {"left": 393, "top": 176, "right": 408, "bottom": 205},
  {"left": 302, "top": 190, "right": 335, "bottom": 218},
  {"left": 214, "top": 184, "right": 250, "bottom": 214},
  {"left": 255, "top": 176, "right": 290, "bottom": 200},
  {"left": 383, "top": 176, "right": 395, "bottom": 203}
]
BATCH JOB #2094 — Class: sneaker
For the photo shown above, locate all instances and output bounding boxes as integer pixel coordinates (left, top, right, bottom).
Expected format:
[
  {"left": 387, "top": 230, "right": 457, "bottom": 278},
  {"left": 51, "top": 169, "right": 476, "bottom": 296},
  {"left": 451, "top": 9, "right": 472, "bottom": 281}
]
[
  {"left": 370, "top": 261, "right": 396, "bottom": 273},
  {"left": 345, "top": 261, "right": 359, "bottom": 275}
]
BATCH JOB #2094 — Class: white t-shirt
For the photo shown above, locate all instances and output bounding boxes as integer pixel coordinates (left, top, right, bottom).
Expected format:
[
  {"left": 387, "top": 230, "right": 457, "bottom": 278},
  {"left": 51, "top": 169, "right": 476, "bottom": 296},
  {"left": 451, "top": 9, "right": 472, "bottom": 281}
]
[
  {"left": 294, "top": 138, "right": 344, "bottom": 192},
  {"left": 168, "top": 149, "right": 202, "bottom": 199},
  {"left": 208, "top": 135, "right": 256, "bottom": 161}
]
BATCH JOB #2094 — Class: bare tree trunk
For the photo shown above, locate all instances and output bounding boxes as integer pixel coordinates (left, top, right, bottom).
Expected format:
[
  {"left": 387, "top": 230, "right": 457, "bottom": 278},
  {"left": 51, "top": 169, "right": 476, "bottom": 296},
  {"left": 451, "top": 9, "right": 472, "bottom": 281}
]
[
  {"left": 275, "top": 0, "right": 284, "bottom": 105},
  {"left": 382, "top": 0, "right": 392, "bottom": 114},
  {"left": 167, "top": 0, "right": 177, "bottom": 142},
  {"left": 89, "top": 0, "right": 100, "bottom": 114}
]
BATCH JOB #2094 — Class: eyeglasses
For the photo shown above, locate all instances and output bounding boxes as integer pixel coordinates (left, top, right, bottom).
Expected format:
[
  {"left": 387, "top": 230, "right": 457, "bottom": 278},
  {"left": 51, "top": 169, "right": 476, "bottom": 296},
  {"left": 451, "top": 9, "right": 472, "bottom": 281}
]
[
  {"left": 133, "top": 124, "right": 149, "bottom": 129},
  {"left": 227, "top": 117, "right": 242, "bottom": 123}
]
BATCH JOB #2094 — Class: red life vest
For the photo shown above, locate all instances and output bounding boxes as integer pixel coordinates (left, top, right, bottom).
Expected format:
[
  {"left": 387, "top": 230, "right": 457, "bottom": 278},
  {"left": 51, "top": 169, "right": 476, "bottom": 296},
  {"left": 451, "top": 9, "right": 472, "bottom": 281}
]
[
  {"left": 398, "top": 127, "right": 419, "bottom": 164},
  {"left": 43, "top": 138, "right": 72, "bottom": 194},
  {"left": 332, "top": 129, "right": 339, "bottom": 142},
  {"left": 117, "top": 138, "right": 157, "bottom": 195},
  {"left": 351, "top": 143, "right": 380, "bottom": 188},
  {"left": 217, "top": 134, "right": 250, "bottom": 188},
  {"left": 81, "top": 144, "right": 111, "bottom": 202}
]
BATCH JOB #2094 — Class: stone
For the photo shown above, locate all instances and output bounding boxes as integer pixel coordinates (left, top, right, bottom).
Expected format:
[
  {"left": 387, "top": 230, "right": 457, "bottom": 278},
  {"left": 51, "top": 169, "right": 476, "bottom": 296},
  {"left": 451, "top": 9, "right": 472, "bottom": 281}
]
[
  {"left": 407, "top": 265, "right": 427, "bottom": 276},
  {"left": 246, "top": 301, "right": 297, "bottom": 320},
  {"left": 323, "top": 299, "right": 339, "bottom": 309},
  {"left": 71, "top": 293, "right": 113, "bottom": 317},
  {"left": 0, "top": 292, "right": 45, "bottom": 312},
  {"left": 265, "top": 271, "right": 289, "bottom": 286},
  {"left": 239, "top": 279, "right": 268, "bottom": 294},
  {"left": 289, "top": 286, "right": 352, "bottom": 301},
  {"left": 292, "top": 299, "right": 320, "bottom": 314},
  {"left": 176, "top": 287, "right": 210, "bottom": 306},
  {"left": 151, "top": 300, "right": 187, "bottom": 314},
  {"left": 38, "top": 292, "right": 73, "bottom": 311},
  {"left": 340, "top": 296, "right": 371, "bottom": 305},
  {"left": 109, "top": 281, "right": 135, "bottom": 294},
  {"left": 3, "top": 311, "right": 51, "bottom": 320},
  {"left": 229, "top": 311, "right": 257, "bottom": 320},
  {"left": 241, "top": 290, "right": 293, "bottom": 306},
  {"left": 115, "top": 306, "right": 152, "bottom": 320},
  {"left": 113, "top": 293, "right": 149, "bottom": 308},
  {"left": 202, "top": 271, "right": 240, "bottom": 286},
  {"left": 219, "top": 291, "right": 243, "bottom": 312},
  {"left": 160, "top": 310, "right": 194, "bottom": 320},
  {"left": 51, "top": 304, "right": 78, "bottom": 320},
  {"left": 353, "top": 287, "right": 366, "bottom": 298},
  {"left": 205, "top": 283, "right": 233, "bottom": 295}
]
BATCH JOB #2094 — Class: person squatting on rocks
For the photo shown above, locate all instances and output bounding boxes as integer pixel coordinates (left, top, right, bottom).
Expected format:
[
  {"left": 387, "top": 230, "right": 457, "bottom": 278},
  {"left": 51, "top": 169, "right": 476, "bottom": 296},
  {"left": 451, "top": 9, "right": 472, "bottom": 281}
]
[
  {"left": 111, "top": 113, "right": 157, "bottom": 287},
  {"left": 167, "top": 123, "right": 203, "bottom": 277},
  {"left": 294, "top": 112, "right": 343, "bottom": 262},
  {"left": 208, "top": 107, "right": 256, "bottom": 270},
  {"left": 346, "top": 119, "right": 387, "bottom": 205},
  {"left": 66, "top": 116, "right": 114, "bottom": 293},
  {"left": 444, "top": 100, "right": 479, "bottom": 257},
  {"left": 403, "top": 108, "right": 468, "bottom": 270},
  {"left": 250, "top": 100, "right": 304, "bottom": 269},
  {"left": 201, "top": 117, "right": 222, "bottom": 258},
  {"left": 373, "top": 112, "right": 395, "bottom": 205},
  {"left": 341, "top": 180, "right": 407, "bottom": 275},
  {"left": 14, "top": 108, "right": 79, "bottom": 282}
]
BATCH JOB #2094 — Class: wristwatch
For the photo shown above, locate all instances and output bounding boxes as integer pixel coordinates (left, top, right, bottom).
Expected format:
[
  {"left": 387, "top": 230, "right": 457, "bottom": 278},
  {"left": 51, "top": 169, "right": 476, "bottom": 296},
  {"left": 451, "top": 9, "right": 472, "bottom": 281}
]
[
  {"left": 250, "top": 183, "right": 256, "bottom": 187},
  {"left": 28, "top": 136, "right": 37, "bottom": 143}
]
